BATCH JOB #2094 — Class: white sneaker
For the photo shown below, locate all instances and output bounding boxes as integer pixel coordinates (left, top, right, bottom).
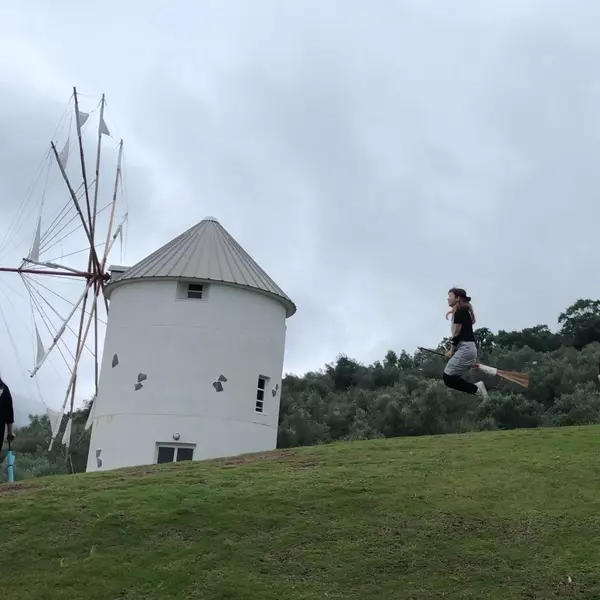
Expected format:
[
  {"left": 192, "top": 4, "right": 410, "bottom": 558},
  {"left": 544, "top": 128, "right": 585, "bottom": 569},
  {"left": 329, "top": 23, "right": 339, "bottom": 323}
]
[{"left": 475, "top": 381, "right": 488, "bottom": 400}]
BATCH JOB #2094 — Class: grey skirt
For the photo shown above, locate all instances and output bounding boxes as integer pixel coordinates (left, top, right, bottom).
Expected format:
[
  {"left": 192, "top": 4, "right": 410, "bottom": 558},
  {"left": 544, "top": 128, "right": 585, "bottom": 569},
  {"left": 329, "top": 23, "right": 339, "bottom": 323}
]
[{"left": 444, "top": 341, "right": 477, "bottom": 377}]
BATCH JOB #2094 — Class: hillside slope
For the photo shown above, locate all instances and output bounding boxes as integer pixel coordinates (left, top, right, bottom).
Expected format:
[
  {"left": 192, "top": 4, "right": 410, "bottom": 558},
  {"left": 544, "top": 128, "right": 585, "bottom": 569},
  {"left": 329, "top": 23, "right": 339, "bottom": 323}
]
[{"left": 1, "top": 427, "right": 600, "bottom": 599}]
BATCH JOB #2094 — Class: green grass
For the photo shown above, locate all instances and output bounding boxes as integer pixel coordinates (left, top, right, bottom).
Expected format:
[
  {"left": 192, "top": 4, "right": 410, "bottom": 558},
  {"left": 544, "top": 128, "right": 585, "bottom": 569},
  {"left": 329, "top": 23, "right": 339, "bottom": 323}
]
[{"left": 2, "top": 427, "right": 600, "bottom": 599}]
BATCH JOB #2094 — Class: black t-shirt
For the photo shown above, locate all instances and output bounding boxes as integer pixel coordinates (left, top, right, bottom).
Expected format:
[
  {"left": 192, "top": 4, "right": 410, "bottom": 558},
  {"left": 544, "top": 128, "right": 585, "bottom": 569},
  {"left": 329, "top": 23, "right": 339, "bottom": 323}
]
[
  {"left": 453, "top": 306, "right": 476, "bottom": 343},
  {"left": 0, "top": 383, "right": 14, "bottom": 425}
]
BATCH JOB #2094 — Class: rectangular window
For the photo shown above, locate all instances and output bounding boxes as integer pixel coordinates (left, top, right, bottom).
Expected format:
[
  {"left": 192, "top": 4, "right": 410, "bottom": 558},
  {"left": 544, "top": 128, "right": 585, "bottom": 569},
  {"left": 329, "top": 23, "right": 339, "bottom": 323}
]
[
  {"left": 255, "top": 375, "right": 268, "bottom": 413},
  {"left": 176, "top": 448, "right": 194, "bottom": 462},
  {"left": 176, "top": 281, "right": 210, "bottom": 301},
  {"left": 156, "top": 444, "right": 195, "bottom": 464},
  {"left": 187, "top": 284, "right": 204, "bottom": 299},
  {"left": 157, "top": 446, "right": 175, "bottom": 464}
]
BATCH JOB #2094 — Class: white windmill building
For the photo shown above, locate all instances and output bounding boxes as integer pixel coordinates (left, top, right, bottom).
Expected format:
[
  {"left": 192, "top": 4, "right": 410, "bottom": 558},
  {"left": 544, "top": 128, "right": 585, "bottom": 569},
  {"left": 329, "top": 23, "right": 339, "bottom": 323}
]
[{"left": 85, "top": 217, "right": 296, "bottom": 472}]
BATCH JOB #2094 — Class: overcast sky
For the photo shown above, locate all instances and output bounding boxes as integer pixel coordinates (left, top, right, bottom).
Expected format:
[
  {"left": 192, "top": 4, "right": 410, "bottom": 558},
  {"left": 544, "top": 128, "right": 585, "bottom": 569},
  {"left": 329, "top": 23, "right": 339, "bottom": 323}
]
[{"left": 1, "top": 0, "right": 600, "bottom": 410}]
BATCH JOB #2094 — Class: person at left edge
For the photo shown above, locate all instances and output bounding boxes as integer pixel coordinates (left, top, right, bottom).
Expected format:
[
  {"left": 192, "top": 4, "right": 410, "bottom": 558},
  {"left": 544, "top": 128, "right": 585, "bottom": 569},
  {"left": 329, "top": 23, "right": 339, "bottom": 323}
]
[{"left": 0, "top": 376, "right": 15, "bottom": 452}]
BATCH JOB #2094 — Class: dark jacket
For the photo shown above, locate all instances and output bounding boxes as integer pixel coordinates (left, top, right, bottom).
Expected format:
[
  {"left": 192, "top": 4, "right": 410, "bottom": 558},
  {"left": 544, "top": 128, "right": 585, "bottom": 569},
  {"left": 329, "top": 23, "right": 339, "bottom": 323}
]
[{"left": 0, "top": 382, "right": 14, "bottom": 425}]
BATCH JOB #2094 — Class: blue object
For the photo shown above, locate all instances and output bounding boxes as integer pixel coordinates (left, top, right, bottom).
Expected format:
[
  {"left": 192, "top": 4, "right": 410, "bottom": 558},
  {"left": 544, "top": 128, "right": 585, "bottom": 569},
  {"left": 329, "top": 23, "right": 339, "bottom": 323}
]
[{"left": 5, "top": 444, "right": 15, "bottom": 483}]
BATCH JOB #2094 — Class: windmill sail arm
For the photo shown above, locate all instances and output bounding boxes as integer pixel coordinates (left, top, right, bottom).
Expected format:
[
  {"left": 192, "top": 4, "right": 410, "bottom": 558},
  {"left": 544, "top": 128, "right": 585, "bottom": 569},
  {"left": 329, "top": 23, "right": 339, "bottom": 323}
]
[
  {"left": 91, "top": 94, "right": 107, "bottom": 238},
  {"left": 100, "top": 140, "right": 123, "bottom": 270},
  {"left": 50, "top": 141, "right": 102, "bottom": 274},
  {"left": 105, "top": 214, "right": 128, "bottom": 258},
  {"left": 49, "top": 377, "right": 76, "bottom": 451},
  {"left": 48, "top": 291, "right": 99, "bottom": 450},
  {"left": 21, "top": 258, "right": 89, "bottom": 276},
  {"left": 0, "top": 88, "right": 128, "bottom": 460}
]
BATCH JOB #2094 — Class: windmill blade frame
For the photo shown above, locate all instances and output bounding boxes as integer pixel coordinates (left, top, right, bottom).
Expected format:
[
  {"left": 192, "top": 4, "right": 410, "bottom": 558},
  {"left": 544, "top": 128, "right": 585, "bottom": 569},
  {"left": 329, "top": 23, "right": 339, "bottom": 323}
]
[{"left": 0, "top": 87, "right": 128, "bottom": 463}]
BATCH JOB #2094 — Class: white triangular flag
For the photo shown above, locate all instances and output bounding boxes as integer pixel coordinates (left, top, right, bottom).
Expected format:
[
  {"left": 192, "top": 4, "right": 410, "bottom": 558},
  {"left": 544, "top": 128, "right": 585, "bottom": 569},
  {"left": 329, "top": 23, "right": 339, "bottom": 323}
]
[
  {"left": 29, "top": 217, "right": 41, "bottom": 262},
  {"left": 58, "top": 138, "right": 69, "bottom": 167},
  {"left": 112, "top": 222, "right": 122, "bottom": 242},
  {"left": 85, "top": 397, "right": 96, "bottom": 431},
  {"left": 34, "top": 323, "right": 45, "bottom": 368},
  {"left": 99, "top": 116, "right": 110, "bottom": 136},
  {"left": 61, "top": 416, "right": 73, "bottom": 448},
  {"left": 78, "top": 110, "right": 89, "bottom": 127},
  {"left": 46, "top": 407, "right": 63, "bottom": 438}
]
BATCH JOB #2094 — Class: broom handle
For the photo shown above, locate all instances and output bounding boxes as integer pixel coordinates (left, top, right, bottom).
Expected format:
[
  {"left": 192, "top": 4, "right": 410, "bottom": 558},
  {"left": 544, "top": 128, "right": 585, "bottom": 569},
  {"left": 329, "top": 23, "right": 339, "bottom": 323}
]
[
  {"left": 418, "top": 347, "right": 446, "bottom": 358},
  {"left": 419, "top": 346, "right": 480, "bottom": 368}
]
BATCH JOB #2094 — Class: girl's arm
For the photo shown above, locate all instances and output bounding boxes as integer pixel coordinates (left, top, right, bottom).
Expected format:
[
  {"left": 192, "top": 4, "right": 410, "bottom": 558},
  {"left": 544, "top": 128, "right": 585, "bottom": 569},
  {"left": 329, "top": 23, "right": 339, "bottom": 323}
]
[
  {"left": 447, "top": 307, "right": 469, "bottom": 357},
  {"left": 451, "top": 323, "right": 463, "bottom": 338},
  {"left": 446, "top": 323, "right": 463, "bottom": 358}
]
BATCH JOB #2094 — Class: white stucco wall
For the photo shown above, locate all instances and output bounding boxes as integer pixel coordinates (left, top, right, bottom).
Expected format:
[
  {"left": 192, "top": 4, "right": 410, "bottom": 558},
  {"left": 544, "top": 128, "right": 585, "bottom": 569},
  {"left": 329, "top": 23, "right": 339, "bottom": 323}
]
[{"left": 86, "top": 279, "right": 288, "bottom": 472}]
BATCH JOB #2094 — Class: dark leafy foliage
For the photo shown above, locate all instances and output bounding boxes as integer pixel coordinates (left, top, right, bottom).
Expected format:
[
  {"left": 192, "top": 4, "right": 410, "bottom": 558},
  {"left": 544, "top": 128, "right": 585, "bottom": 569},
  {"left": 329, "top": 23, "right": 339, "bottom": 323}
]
[
  {"left": 3, "top": 299, "right": 600, "bottom": 481},
  {"left": 277, "top": 299, "right": 600, "bottom": 448},
  {"left": 0, "top": 398, "right": 91, "bottom": 482}
]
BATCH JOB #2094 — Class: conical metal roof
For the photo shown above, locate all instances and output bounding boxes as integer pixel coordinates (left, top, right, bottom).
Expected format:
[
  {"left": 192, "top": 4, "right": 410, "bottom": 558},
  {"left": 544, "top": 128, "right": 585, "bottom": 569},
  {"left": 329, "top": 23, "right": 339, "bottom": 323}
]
[{"left": 108, "top": 217, "right": 296, "bottom": 317}]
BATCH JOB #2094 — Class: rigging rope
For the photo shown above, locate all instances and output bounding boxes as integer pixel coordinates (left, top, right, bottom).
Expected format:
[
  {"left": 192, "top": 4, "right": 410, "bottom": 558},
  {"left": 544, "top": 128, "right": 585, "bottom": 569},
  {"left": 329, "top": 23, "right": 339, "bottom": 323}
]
[
  {"left": 38, "top": 182, "right": 88, "bottom": 253},
  {"left": 23, "top": 273, "right": 106, "bottom": 330},
  {"left": 46, "top": 242, "right": 107, "bottom": 265},
  {"left": 0, "top": 279, "right": 55, "bottom": 441},
  {"left": 0, "top": 95, "right": 74, "bottom": 260},
  {"left": 38, "top": 188, "right": 120, "bottom": 259},
  {"left": 23, "top": 278, "right": 75, "bottom": 369},
  {"left": 0, "top": 286, "right": 52, "bottom": 440}
]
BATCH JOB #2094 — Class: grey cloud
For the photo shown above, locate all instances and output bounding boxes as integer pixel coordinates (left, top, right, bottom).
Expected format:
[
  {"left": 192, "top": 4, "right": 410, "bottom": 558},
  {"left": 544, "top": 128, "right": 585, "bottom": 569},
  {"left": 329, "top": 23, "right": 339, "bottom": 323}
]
[{"left": 1, "top": 0, "right": 600, "bottom": 407}]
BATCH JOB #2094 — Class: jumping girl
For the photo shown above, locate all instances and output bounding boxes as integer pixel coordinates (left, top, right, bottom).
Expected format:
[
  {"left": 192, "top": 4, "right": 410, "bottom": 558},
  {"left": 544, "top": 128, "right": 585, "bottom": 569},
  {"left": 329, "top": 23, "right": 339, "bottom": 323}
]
[{"left": 443, "top": 287, "right": 488, "bottom": 400}]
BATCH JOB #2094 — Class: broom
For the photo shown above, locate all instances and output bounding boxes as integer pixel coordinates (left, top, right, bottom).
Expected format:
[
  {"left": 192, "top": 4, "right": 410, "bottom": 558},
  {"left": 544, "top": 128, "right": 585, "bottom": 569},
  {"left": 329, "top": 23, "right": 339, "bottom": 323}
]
[{"left": 417, "top": 347, "right": 530, "bottom": 388}]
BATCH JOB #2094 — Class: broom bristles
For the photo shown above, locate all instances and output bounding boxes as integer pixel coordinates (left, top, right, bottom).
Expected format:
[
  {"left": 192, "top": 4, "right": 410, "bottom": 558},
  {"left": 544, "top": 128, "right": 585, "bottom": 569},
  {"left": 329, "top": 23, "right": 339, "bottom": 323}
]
[{"left": 497, "top": 370, "right": 530, "bottom": 388}]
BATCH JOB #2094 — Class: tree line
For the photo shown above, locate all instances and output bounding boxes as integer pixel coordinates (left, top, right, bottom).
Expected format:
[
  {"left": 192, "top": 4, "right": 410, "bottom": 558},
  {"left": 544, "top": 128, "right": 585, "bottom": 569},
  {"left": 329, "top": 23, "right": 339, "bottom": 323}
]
[
  {"left": 277, "top": 298, "right": 600, "bottom": 446},
  {"left": 3, "top": 298, "right": 600, "bottom": 481}
]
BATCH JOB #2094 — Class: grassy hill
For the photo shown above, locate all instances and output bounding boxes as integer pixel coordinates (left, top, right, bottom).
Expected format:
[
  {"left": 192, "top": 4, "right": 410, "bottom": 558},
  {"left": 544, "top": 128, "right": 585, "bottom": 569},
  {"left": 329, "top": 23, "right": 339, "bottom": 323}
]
[{"left": 1, "top": 427, "right": 600, "bottom": 599}]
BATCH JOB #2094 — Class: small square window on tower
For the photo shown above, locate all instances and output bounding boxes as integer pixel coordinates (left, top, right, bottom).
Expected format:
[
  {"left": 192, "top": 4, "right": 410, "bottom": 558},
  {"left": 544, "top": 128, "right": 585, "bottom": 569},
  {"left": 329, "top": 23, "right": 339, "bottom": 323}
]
[
  {"left": 187, "top": 283, "right": 204, "bottom": 299},
  {"left": 255, "top": 375, "right": 269, "bottom": 413},
  {"left": 175, "top": 281, "right": 210, "bottom": 300}
]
